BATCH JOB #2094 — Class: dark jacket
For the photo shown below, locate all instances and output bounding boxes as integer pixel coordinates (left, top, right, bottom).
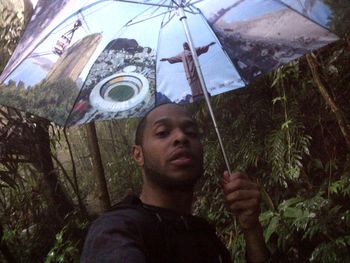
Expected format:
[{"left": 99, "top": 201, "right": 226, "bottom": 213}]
[{"left": 81, "top": 195, "right": 232, "bottom": 263}]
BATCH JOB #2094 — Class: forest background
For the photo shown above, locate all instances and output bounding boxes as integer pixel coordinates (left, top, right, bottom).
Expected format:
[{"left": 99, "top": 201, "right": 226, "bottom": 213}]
[{"left": 0, "top": 1, "right": 349, "bottom": 262}]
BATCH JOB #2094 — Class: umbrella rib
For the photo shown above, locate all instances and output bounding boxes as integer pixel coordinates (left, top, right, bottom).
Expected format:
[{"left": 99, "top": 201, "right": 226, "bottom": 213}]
[
  {"left": 140, "top": 0, "right": 171, "bottom": 17},
  {"left": 183, "top": 6, "right": 198, "bottom": 14},
  {"left": 160, "top": 11, "right": 176, "bottom": 28},
  {"left": 186, "top": 0, "right": 205, "bottom": 6},
  {"left": 53, "top": 1, "right": 112, "bottom": 35},
  {"left": 113, "top": 0, "right": 174, "bottom": 8},
  {"left": 27, "top": 51, "right": 53, "bottom": 58},
  {"left": 170, "top": 0, "right": 179, "bottom": 7},
  {"left": 126, "top": 9, "right": 174, "bottom": 27},
  {"left": 76, "top": 2, "right": 112, "bottom": 28},
  {"left": 124, "top": 0, "right": 173, "bottom": 27},
  {"left": 149, "top": 0, "right": 169, "bottom": 14},
  {"left": 124, "top": 1, "right": 163, "bottom": 25}
]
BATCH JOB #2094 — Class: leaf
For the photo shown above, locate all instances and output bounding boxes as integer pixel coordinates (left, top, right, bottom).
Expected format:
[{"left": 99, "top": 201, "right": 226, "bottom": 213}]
[
  {"left": 261, "top": 187, "right": 275, "bottom": 211},
  {"left": 311, "top": 159, "right": 324, "bottom": 170},
  {"left": 281, "top": 120, "right": 292, "bottom": 130},
  {"left": 264, "top": 216, "right": 279, "bottom": 242},
  {"left": 279, "top": 197, "right": 303, "bottom": 210},
  {"left": 284, "top": 207, "right": 303, "bottom": 218},
  {"left": 272, "top": 96, "right": 285, "bottom": 105},
  {"left": 0, "top": 172, "right": 17, "bottom": 188},
  {"left": 259, "top": 211, "right": 275, "bottom": 223}
]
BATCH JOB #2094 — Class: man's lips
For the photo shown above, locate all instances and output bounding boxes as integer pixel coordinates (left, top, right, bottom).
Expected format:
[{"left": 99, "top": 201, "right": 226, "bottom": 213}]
[{"left": 168, "top": 150, "right": 194, "bottom": 166}]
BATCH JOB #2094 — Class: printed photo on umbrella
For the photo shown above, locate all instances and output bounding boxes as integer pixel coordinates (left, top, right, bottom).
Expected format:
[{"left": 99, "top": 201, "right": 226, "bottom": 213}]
[
  {"left": 198, "top": 0, "right": 338, "bottom": 83},
  {"left": 0, "top": 0, "right": 344, "bottom": 127}
]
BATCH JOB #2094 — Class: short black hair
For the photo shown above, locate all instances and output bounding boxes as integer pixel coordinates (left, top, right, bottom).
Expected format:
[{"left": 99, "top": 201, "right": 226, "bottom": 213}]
[
  {"left": 135, "top": 103, "right": 191, "bottom": 146},
  {"left": 134, "top": 110, "right": 150, "bottom": 146}
]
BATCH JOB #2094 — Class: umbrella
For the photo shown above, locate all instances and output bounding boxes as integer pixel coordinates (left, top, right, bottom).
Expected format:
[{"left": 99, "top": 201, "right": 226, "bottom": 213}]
[{"left": 0, "top": 0, "right": 345, "bottom": 172}]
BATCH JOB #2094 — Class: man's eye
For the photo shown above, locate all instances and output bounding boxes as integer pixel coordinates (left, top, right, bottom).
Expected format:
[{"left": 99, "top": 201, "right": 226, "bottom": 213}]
[
  {"left": 186, "top": 130, "right": 198, "bottom": 137},
  {"left": 156, "top": 130, "right": 169, "bottom": 137}
]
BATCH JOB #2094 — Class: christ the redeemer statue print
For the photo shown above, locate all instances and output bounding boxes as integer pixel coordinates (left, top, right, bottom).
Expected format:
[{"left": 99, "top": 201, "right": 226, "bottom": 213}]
[{"left": 160, "top": 41, "right": 215, "bottom": 102}]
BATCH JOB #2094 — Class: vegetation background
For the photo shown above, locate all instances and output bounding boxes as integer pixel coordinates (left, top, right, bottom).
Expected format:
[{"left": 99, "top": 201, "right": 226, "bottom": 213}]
[{"left": 0, "top": 1, "right": 349, "bottom": 262}]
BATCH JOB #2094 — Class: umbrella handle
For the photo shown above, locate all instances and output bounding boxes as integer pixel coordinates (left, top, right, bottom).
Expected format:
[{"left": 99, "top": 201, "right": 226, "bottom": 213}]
[{"left": 177, "top": 7, "right": 232, "bottom": 175}]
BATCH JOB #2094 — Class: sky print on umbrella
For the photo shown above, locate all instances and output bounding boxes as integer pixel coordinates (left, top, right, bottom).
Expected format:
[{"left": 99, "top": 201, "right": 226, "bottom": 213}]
[
  {"left": 156, "top": 9, "right": 244, "bottom": 105},
  {"left": 279, "top": 0, "right": 333, "bottom": 27},
  {"left": 0, "top": 0, "right": 343, "bottom": 126},
  {"left": 198, "top": 0, "right": 338, "bottom": 83},
  {"left": 1, "top": 1, "right": 166, "bottom": 125}
]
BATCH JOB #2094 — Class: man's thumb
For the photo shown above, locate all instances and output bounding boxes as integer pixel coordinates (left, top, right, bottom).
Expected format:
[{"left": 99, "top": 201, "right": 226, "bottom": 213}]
[{"left": 223, "top": 171, "right": 231, "bottom": 183}]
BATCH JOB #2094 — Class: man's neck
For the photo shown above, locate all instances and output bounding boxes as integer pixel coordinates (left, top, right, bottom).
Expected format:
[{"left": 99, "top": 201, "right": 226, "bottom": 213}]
[{"left": 140, "top": 182, "right": 194, "bottom": 214}]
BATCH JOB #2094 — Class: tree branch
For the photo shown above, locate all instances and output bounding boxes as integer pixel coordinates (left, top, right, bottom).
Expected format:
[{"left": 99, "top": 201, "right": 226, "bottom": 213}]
[{"left": 306, "top": 54, "right": 350, "bottom": 149}]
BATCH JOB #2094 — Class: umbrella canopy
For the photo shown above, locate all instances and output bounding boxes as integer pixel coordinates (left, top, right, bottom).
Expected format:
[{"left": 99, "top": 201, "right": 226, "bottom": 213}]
[{"left": 0, "top": 0, "right": 343, "bottom": 127}]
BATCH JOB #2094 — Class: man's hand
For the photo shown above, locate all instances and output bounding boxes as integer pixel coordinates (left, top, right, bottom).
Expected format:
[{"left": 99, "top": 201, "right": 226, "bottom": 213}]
[
  {"left": 222, "top": 171, "right": 261, "bottom": 230},
  {"left": 209, "top": 41, "right": 216, "bottom": 46},
  {"left": 223, "top": 172, "right": 270, "bottom": 262},
  {"left": 160, "top": 58, "right": 168, "bottom": 62}
]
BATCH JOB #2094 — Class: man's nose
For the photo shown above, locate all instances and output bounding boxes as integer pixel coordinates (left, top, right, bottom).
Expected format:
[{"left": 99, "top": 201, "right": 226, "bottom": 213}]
[{"left": 173, "top": 128, "right": 189, "bottom": 146}]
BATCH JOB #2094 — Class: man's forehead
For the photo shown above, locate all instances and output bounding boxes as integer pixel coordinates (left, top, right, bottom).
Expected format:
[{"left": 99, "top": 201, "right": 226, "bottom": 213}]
[{"left": 147, "top": 104, "right": 195, "bottom": 125}]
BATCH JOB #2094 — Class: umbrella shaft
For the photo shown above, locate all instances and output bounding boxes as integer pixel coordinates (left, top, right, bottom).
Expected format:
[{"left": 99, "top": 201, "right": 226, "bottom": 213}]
[{"left": 177, "top": 7, "right": 232, "bottom": 175}]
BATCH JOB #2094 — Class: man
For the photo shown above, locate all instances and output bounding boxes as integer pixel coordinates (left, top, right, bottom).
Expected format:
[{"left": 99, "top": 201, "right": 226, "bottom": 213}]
[
  {"left": 81, "top": 103, "right": 270, "bottom": 263},
  {"left": 160, "top": 42, "right": 215, "bottom": 102}
]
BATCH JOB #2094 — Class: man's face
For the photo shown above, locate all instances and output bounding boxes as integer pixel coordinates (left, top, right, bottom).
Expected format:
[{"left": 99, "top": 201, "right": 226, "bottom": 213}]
[
  {"left": 136, "top": 104, "right": 203, "bottom": 191},
  {"left": 183, "top": 42, "right": 190, "bottom": 51}
]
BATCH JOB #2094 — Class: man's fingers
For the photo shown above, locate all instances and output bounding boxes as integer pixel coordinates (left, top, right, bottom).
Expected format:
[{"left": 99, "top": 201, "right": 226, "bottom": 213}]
[
  {"left": 222, "top": 171, "right": 263, "bottom": 230},
  {"left": 229, "top": 198, "right": 260, "bottom": 213},
  {"left": 223, "top": 171, "right": 230, "bottom": 183},
  {"left": 225, "top": 189, "right": 261, "bottom": 203},
  {"left": 223, "top": 178, "right": 259, "bottom": 194},
  {"left": 222, "top": 171, "right": 247, "bottom": 183}
]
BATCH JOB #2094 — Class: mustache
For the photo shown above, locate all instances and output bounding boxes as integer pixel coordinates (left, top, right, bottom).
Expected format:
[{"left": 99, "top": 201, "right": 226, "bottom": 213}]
[{"left": 168, "top": 148, "right": 195, "bottom": 162}]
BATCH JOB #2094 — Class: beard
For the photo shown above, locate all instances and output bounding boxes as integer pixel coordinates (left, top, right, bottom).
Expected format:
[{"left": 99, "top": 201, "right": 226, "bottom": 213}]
[{"left": 143, "top": 157, "right": 203, "bottom": 192}]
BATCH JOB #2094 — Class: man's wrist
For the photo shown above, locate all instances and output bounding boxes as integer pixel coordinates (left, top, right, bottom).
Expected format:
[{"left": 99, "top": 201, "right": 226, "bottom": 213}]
[
  {"left": 242, "top": 221, "right": 263, "bottom": 235},
  {"left": 242, "top": 222, "right": 270, "bottom": 263}
]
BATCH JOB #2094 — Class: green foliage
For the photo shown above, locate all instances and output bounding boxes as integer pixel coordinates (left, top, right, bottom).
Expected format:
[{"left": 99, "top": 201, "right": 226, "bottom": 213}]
[
  {"left": 330, "top": 175, "right": 350, "bottom": 196},
  {"left": 260, "top": 192, "right": 350, "bottom": 262},
  {"left": 324, "top": 0, "right": 350, "bottom": 36},
  {"left": 44, "top": 214, "right": 88, "bottom": 263},
  {"left": 310, "top": 236, "right": 350, "bottom": 263},
  {"left": 192, "top": 35, "right": 350, "bottom": 263}
]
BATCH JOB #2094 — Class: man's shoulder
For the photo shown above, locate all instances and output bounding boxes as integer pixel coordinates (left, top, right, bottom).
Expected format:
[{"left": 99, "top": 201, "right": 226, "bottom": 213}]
[
  {"left": 107, "top": 194, "right": 143, "bottom": 214},
  {"left": 84, "top": 195, "right": 154, "bottom": 249},
  {"left": 92, "top": 195, "right": 153, "bottom": 227},
  {"left": 81, "top": 196, "right": 150, "bottom": 262},
  {"left": 91, "top": 194, "right": 213, "bottom": 232}
]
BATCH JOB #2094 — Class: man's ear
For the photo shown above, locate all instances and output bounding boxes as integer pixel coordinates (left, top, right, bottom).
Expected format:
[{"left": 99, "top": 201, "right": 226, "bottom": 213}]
[{"left": 132, "top": 145, "right": 144, "bottom": 166}]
